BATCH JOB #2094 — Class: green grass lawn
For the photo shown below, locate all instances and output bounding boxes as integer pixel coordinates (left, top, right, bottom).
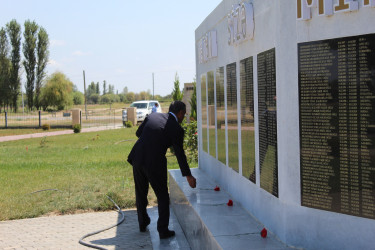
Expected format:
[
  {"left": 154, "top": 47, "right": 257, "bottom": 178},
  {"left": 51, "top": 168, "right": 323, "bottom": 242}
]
[{"left": 0, "top": 128, "right": 197, "bottom": 220}]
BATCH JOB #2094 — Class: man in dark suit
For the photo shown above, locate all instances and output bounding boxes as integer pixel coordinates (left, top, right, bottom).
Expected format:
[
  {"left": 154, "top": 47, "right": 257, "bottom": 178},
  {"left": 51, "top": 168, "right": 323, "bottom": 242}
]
[{"left": 128, "top": 101, "right": 196, "bottom": 239}]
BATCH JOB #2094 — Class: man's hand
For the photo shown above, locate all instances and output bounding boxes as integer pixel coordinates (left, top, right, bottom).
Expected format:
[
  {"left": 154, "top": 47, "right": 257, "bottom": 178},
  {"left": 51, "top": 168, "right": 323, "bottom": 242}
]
[{"left": 186, "top": 175, "right": 196, "bottom": 188}]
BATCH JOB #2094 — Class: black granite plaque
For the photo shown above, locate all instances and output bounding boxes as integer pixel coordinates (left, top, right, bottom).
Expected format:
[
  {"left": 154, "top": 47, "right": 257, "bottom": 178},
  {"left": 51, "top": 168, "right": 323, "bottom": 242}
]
[
  {"left": 258, "top": 48, "right": 278, "bottom": 197},
  {"left": 240, "top": 57, "right": 256, "bottom": 183},
  {"left": 299, "top": 33, "right": 375, "bottom": 219},
  {"left": 216, "top": 67, "right": 226, "bottom": 165},
  {"left": 227, "top": 62, "right": 239, "bottom": 172}
]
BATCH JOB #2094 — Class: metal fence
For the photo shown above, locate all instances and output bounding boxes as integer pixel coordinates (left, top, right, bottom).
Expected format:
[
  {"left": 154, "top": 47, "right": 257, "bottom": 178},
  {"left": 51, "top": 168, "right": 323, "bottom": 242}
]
[
  {"left": 81, "top": 109, "right": 123, "bottom": 128},
  {"left": 0, "top": 109, "right": 124, "bottom": 129}
]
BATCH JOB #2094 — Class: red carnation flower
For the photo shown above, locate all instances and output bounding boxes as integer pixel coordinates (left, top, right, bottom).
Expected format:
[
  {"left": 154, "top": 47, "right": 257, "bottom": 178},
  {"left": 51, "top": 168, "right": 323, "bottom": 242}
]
[
  {"left": 227, "top": 199, "right": 233, "bottom": 206},
  {"left": 214, "top": 186, "right": 220, "bottom": 191},
  {"left": 261, "top": 228, "right": 267, "bottom": 238}
]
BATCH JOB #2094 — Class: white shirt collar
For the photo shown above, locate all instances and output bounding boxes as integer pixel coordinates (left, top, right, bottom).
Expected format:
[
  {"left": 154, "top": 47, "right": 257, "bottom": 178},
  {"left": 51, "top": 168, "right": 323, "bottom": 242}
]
[{"left": 169, "top": 112, "right": 178, "bottom": 122}]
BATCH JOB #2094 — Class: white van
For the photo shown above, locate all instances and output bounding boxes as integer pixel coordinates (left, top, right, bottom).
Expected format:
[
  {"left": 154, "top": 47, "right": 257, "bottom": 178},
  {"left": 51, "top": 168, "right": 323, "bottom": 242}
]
[{"left": 122, "top": 100, "right": 162, "bottom": 124}]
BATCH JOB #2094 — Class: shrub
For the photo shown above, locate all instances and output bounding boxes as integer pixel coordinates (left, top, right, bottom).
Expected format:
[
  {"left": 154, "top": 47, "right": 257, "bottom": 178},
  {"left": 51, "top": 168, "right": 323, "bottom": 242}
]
[
  {"left": 125, "top": 121, "right": 133, "bottom": 128},
  {"left": 42, "top": 124, "right": 50, "bottom": 131},
  {"left": 73, "top": 124, "right": 81, "bottom": 133},
  {"left": 183, "top": 120, "right": 198, "bottom": 162}
]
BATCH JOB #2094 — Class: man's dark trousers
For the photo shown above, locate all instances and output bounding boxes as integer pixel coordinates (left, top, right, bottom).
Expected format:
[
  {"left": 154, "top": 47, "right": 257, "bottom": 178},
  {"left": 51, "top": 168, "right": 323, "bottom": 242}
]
[{"left": 132, "top": 161, "right": 169, "bottom": 232}]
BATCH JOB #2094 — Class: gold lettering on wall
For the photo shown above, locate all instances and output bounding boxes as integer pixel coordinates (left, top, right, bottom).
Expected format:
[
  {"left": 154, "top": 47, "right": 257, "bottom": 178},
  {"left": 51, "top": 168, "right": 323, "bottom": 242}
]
[
  {"left": 297, "top": 0, "right": 302, "bottom": 18},
  {"left": 319, "top": 0, "right": 324, "bottom": 14},
  {"left": 363, "top": 0, "right": 375, "bottom": 7},
  {"left": 297, "top": 0, "right": 365, "bottom": 20},
  {"left": 334, "top": 0, "right": 358, "bottom": 12},
  {"left": 335, "top": 0, "right": 349, "bottom": 11}
]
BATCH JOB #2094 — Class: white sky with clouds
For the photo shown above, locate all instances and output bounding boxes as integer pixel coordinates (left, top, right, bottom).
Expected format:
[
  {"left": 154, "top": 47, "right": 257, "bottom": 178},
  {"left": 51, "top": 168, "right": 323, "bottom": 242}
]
[{"left": 0, "top": 0, "right": 222, "bottom": 96}]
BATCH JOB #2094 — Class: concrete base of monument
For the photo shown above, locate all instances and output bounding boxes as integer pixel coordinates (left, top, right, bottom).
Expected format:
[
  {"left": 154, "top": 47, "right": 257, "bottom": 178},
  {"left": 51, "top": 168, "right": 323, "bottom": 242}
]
[{"left": 169, "top": 168, "right": 292, "bottom": 250}]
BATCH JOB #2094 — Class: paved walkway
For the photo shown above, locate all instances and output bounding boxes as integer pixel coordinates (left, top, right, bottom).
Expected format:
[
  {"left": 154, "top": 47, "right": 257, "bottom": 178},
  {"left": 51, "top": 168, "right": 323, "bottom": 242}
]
[
  {"left": 0, "top": 207, "right": 189, "bottom": 250},
  {"left": 0, "top": 126, "right": 123, "bottom": 142}
]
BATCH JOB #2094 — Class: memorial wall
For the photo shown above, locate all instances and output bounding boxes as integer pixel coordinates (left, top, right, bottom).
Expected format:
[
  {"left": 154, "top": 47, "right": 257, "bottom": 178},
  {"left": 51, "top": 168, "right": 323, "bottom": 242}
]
[
  {"left": 196, "top": 0, "right": 375, "bottom": 249},
  {"left": 299, "top": 33, "right": 375, "bottom": 219}
]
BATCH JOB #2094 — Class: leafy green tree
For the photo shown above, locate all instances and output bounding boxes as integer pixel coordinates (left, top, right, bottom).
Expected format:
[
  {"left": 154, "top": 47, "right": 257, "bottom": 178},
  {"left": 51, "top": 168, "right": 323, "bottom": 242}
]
[
  {"left": 100, "top": 93, "right": 119, "bottom": 104},
  {"left": 108, "top": 84, "right": 114, "bottom": 94},
  {"left": 103, "top": 80, "right": 107, "bottom": 95},
  {"left": 189, "top": 81, "right": 197, "bottom": 121},
  {"left": 139, "top": 91, "right": 150, "bottom": 100},
  {"left": 125, "top": 92, "right": 135, "bottom": 103},
  {"left": 35, "top": 26, "right": 49, "bottom": 110},
  {"left": 6, "top": 20, "right": 21, "bottom": 112},
  {"left": 87, "top": 81, "right": 96, "bottom": 99},
  {"left": 89, "top": 93, "right": 99, "bottom": 104},
  {"left": 0, "top": 28, "right": 10, "bottom": 112},
  {"left": 171, "top": 72, "right": 183, "bottom": 101},
  {"left": 23, "top": 20, "right": 39, "bottom": 110},
  {"left": 96, "top": 82, "right": 100, "bottom": 94},
  {"left": 73, "top": 91, "right": 84, "bottom": 105},
  {"left": 40, "top": 72, "right": 73, "bottom": 110}
]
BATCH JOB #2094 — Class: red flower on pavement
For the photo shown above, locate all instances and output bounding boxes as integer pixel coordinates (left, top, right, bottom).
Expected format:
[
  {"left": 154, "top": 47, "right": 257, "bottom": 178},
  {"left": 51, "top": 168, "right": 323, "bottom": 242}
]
[
  {"left": 214, "top": 186, "right": 220, "bottom": 191},
  {"left": 261, "top": 228, "right": 267, "bottom": 238},
  {"left": 227, "top": 199, "right": 233, "bottom": 206}
]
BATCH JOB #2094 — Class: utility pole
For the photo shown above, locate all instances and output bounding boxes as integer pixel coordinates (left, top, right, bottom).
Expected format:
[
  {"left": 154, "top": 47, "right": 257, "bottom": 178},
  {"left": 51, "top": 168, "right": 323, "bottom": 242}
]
[
  {"left": 152, "top": 72, "right": 154, "bottom": 99},
  {"left": 83, "top": 70, "right": 88, "bottom": 120}
]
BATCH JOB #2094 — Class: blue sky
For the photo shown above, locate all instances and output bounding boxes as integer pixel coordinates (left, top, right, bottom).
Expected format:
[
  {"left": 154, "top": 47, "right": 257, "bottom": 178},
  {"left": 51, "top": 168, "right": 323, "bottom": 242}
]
[{"left": 0, "top": 0, "right": 221, "bottom": 96}]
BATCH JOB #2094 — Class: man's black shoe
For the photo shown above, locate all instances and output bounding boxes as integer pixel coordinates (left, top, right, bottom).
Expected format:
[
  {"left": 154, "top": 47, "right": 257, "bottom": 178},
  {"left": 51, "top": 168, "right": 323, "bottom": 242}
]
[
  {"left": 159, "top": 230, "right": 175, "bottom": 239},
  {"left": 139, "top": 218, "right": 151, "bottom": 232}
]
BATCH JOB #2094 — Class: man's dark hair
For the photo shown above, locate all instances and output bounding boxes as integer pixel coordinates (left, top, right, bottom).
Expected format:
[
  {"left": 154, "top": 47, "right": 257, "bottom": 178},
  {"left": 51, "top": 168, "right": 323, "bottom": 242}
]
[{"left": 169, "top": 101, "right": 186, "bottom": 114}]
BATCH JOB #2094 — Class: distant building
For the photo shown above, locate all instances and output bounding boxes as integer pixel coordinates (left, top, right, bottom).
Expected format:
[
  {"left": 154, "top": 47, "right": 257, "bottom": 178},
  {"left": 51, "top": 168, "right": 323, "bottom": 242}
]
[{"left": 182, "top": 83, "right": 194, "bottom": 122}]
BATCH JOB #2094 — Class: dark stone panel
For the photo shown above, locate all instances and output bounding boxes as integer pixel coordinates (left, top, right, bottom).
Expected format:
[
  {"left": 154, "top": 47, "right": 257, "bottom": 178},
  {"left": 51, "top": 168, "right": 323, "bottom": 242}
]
[
  {"left": 240, "top": 57, "right": 256, "bottom": 183},
  {"left": 299, "top": 33, "right": 375, "bottom": 220},
  {"left": 258, "top": 48, "right": 278, "bottom": 197}
]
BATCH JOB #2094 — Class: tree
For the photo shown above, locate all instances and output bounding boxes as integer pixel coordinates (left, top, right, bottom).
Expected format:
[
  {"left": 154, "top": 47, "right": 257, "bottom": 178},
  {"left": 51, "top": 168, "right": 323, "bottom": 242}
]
[
  {"left": 122, "top": 86, "right": 128, "bottom": 95},
  {"left": 103, "top": 80, "right": 107, "bottom": 95},
  {"left": 138, "top": 91, "right": 150, "bottom": 100},
  {"left": 40, "top": 72, "right": 73, "bottom": 110},
  {"left": 171, "top": 72, "right": 183, "bottom": 101},
  {"left": 87, "top": 81, "right": 96, "bottom": 99},
  {"left": 6, "top": 20, "right": 21, "bottom": 112},
  {"left": 35, "top": 26, "right": 49, "bottom": 110},
  {"left": 23, "top": 20, "right": 39, "bottom": 110},
  {"left": 108, "top": 84, "right": 114, "bottom": 94},
  {"left": 189, "top": 81, "right": 197, "bottom": 121},
  {"left": 0, "top": 28, "right": 10, "bottom": 112},
  {"left": 125, "top": 92, "right": 135, "bottom": 103},
  {"left": 73, "top": 91, "right": 84, "bottom": 105},
  {"left": 96, "top": 82, "right": 100, "bottom": 94}
]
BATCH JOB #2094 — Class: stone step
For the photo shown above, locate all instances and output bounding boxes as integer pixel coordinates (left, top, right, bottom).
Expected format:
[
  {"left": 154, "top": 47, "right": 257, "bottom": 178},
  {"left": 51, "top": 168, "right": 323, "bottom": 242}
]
[{"left": 169, "top": 168, "right": 291, "bottom": 250}]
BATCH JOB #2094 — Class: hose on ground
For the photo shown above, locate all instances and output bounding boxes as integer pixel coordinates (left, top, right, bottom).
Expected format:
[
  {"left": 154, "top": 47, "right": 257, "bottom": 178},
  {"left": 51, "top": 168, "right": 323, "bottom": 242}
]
[
  {"left": 28, "top": 189, "right": 125, "bottom": 250},
  {"left": 78, "top": 195, "right": 125, "bottom": 250}
]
